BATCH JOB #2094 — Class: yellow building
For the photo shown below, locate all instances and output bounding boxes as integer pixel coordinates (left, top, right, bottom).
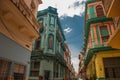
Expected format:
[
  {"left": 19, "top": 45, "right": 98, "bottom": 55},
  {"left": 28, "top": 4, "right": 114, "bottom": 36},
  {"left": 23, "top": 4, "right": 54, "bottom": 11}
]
[
  {"left": 0, "top": 0, "right": 42, "bottom": 80},
  {"left": 85, "top": 47, "right": 120, "bottom": 80},
  {"left": 84, "top": 0, "right": 120, "bottom": 80}
]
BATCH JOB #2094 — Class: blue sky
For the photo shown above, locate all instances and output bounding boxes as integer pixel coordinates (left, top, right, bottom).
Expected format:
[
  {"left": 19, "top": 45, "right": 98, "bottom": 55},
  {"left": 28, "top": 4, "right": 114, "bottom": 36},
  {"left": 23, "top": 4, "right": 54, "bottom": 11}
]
[
  {"left": 60, "top": 15, "right": 84, "bottom": 60},
  {"left": 38, "top": 0, "right": 86, "bottom": 72}
]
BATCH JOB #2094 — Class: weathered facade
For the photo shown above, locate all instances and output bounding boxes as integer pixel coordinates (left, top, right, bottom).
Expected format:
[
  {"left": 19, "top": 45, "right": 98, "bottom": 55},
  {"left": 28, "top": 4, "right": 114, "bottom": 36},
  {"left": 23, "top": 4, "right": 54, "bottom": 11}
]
[
  {"left": 0, "top": 0, "right": 42, "bottom": 80},
  {"left": 64, "top": 43, "right": 72, "bottom": 80},
  {"left": 84, "top": 0, "right": 120, "bottom": 80},
  {"left": 102, "top": 0, "right": 120, "bottom": 49},
  {"left": 30, "top": 7, "right": 68, "bottom": 80},
  {"left": 78, "top": 51, "right": 86, "bottom": 80},
  {"left": 64, "top": 43, "right": 76, "bottom": 80}
]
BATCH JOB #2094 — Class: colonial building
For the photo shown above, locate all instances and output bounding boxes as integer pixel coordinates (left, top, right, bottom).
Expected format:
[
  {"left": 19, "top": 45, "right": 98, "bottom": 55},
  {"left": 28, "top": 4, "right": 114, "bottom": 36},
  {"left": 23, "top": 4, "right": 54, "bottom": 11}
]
[
  {"left": 70, "top": 64, "right": 76, "bottom": 80},
  {"left": 64, "top": 43, "right": 76, "bottom": 80},
  {"left": 78, "top": 51, "right": 86, "bottom": 80},
  {"left": 0, "top": 0, "right": 42, "bottom": 80},
  {"left": 102, "top": 0, "right": 120, "bottom": 49},
  {"left": 84, "top": 0, "right": 120, "bottom": 80},
  {"left": 29, "top": 7, "right": 67, "bottom": 80},
  {"left": 64, "top": 43, "right": 71, "bottom": 80}
]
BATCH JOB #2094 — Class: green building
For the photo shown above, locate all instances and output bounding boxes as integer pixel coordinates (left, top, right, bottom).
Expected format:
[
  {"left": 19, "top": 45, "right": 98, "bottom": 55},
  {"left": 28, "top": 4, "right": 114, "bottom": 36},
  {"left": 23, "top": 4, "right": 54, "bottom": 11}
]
[{"left": 29, "top": 6, "right": 66, "bottom": 80}]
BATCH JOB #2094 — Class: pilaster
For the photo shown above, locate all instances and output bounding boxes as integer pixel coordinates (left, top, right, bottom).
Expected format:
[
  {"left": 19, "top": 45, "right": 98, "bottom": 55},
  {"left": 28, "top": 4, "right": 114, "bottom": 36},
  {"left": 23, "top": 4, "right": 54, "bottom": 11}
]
[{"left": 8, "top": 62, "right": 14, "bottom": 80}]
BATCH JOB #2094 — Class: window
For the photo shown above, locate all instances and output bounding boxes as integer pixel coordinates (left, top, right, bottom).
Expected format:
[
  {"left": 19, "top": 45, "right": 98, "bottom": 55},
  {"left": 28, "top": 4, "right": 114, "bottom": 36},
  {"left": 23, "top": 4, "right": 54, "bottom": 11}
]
[
  {"left": 88, "top": 5, "right": 96, "bottom": 19},
  {"left": 14, "top": 63, "right": 25, "bottom": 80},
  {"left": 39, "top": 20, "right": 43, "bottom": 25},
  {"left": 96, "top": 5, "right": 104, "bottom": 17},
  {"left": 31, "top": 0, "right": 36, "bottom": 11},
  {"left": 44, "top": 70, "right": 50, "bottom": 80},
  {"left": 30, "top": 71, "right": 39, "bottom": 77},
  {"left": 105, "top": 68, "right": 109, "bottom": 78},
  {"left": 100, "top": 26, "right": 109, "bottom": 43},
  {"left": 50, "top": 17, "right": 54, "bottom": 25},
  {"left": 39, "top": 18, "right": 44, "bottom": 26},
  {"left": 101, "top": 36, "right": 109, "bottom": 43},
  {"left": 14, "top": 63, "right": 25, "bottom": 74},
  {"left": 100, "top": 26, "right": 108, "bottom": 36},
  {"left": 104, "top": 57, "right": 120, "bottom": 78},
  {"left": 34, "top": 62, "right": 40, "bottom": 70},
  {"left": 0, "top": 59, "right": 11, "bottom": 80},
  {"left": 35, "top": 39, "right": 40, "bottom": 50},
  {"left": 48, "top": 34, "right": 54, "bottom": 49},
  {"left": 54, "top": 63, "right": 59, "bottom": 78},
  {"left": 30, "top": 62, "right": 40, "bottom": 77},
  {"left": 60, "top": 66, "right": 64, "bottom": 77}
]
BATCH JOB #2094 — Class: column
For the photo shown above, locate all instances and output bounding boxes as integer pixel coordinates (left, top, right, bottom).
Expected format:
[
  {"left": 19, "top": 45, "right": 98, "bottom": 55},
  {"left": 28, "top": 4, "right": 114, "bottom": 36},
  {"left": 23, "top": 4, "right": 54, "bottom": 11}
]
[
  {"left": 24, "top": 64, "right": 30, "bottom": 80},
  {"left": 94, "top": 26, "right": 98, "bottom": 45},
  {"left": 90, "top": 27, "right": 95, "bottom": 47},
  {"left": 8, "top": 62, "right": 14, "bottom": 80},
  {"left": 96, "top": 25, "right": 101, "bottom": 47},
  {"left": 58, "top": 64, "right": 61, "bottom": 78},
  {"left": 95, "top": 56, "right": 105, "bottom": 79},
  {"left": 32, "top": 40, "right": 36, "bottom": 51}
]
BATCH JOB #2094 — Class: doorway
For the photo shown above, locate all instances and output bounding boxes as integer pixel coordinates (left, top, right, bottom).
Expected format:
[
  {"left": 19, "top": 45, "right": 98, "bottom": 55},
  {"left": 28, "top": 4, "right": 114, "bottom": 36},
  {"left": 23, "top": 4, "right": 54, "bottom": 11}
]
[{"left": 44, "top": 70, "right": 50, "bottom": 80}]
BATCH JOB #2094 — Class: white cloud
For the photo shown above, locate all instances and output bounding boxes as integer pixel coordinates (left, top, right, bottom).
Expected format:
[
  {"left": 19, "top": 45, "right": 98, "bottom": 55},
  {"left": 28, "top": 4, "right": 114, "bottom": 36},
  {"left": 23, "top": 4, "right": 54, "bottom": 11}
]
[
  {"left": 71, "top": 57, "right": 79, "bottom": 73},
  {"left": 38, "top": 0, "right": 86, "bottom": 17},
  {"left": 68, "top": 44, "right": 80, "bottom": 73},
  {"left": 64, "top": 27, "right": 72, "bottom": 33}
]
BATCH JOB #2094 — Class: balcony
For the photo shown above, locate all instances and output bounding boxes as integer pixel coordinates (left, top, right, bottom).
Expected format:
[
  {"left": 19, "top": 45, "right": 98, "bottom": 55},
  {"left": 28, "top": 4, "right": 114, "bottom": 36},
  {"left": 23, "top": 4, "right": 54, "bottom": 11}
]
[
  {"left": 107, "top": 17, "right": 120, "bottom": 49},
  {"left": 102, "top": 0, "right": 120, "bottom": 17},
  {"left": 86, "top": 42, "right": 107, "bottom": 55},
  {"left": 0, "top": 0, "right": 41, "bottom": 51}
]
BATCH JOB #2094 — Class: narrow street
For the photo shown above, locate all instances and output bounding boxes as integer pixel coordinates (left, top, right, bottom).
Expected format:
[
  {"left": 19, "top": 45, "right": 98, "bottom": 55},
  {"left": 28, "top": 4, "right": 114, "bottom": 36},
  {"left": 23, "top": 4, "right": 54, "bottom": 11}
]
[{"left": 0, "top": 0, "right": 120, "bottom": 80}]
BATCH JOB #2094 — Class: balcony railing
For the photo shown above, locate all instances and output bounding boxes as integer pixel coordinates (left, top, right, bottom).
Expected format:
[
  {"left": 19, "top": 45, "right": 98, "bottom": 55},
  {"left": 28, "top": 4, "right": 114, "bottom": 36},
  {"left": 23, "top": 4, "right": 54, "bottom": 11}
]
[
  {"left": 86, "top": 42, "right": 107, "bottom": 54},
  {"left": 93, "top": 43, "right": 105, "bottom": 48},
  {"left": 31, "top": 68, "right": 39, "bottom": 71}
]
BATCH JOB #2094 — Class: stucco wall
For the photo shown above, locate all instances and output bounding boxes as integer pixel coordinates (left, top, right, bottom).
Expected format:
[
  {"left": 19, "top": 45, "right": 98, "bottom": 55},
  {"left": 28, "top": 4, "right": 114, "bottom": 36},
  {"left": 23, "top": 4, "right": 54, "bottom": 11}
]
[
  {"left": 0, "top": 34, "right": 31, "bottom": 65},
  {"left": 39, "top": 60, "right": 54, "bottom": 80}
]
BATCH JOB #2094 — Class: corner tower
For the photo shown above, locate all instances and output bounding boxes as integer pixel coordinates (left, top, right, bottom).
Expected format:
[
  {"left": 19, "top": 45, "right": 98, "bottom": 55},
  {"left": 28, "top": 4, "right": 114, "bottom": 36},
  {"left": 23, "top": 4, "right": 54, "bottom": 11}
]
[{"left": 30, "top": 7, "right": 66, "bottom": 80}]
